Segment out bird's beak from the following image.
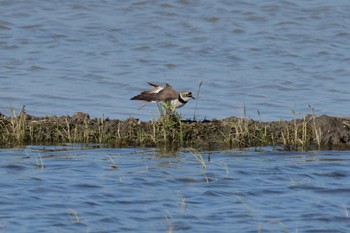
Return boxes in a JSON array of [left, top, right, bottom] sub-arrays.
[[191, 96, 195, 99]]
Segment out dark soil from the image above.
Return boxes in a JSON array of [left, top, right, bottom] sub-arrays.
[[1, 110, 350, 150]]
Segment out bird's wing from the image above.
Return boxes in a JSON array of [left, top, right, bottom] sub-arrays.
[[155, 85, 178, 101], [130, 93, 158, 102], [147, 82, 162, 89], [146, 82, 165, 94]]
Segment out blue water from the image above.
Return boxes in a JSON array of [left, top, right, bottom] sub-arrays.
[[1, 2, 350, 231], [0, 146, 349, 232], [1, 0, 350, 121]]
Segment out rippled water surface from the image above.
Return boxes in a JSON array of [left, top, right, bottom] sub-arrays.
[[1, 2, 350, 232], [1, 146, 350, 232], [1, 1, 350, 120]]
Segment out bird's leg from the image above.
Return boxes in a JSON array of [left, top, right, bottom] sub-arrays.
[[138, 102, 149, 110]]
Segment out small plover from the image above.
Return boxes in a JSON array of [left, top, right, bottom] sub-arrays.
[[130, 82, 195, 110]]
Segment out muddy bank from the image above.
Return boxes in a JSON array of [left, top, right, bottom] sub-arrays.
[[1, 110, 350, 150]]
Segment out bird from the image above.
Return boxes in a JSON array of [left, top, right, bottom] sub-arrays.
[[130, 82, 195, 111]]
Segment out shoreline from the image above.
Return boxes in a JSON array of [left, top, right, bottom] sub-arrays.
[[1, 110, 350, 150]]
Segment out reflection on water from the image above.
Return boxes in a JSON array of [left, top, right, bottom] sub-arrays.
[[0, 145, 350, 232], [1, 1, 350, 121]]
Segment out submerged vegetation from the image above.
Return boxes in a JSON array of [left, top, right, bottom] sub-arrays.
[[1, 106, 350, 150]]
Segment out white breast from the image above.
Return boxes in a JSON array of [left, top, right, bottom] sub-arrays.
[[170, 99, 186, 108]]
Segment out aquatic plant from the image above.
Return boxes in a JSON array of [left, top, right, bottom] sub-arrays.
[[67, 208, 80, 223], [219, 162, 229, 177], [233, 194, 254, 217], [136, 127, 146, 145], [106, 154, 117, 169], [97, 116, 105, 144], [278, 109, 313, 151], [7, 106, 27, 143], [64, 118, 72, 143], [154, 102, 184, 147], [163, 212, 174, 233], [233, 109, 251, 147], [83, 116, 91, 144], [0, 105, 349, 150], [35, 152, 44, 169], [177, 192, 187, 210], [192, 80, 203, 121], [308, 107, 322, 149], [188, 147, 206, 169]]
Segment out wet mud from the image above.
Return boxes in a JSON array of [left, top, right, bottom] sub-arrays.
[[1, 110, 350, 150]]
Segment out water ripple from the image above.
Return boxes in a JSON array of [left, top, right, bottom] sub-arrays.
[[0, 148, 350, 231], [1, 1, 350, 120]]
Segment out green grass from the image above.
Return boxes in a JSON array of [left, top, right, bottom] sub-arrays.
[[35, 152, 44, 169], [188, 148, 206, 169], [106, 154, 118, 169], [8, 106, 27, 143], [0, 104, 335, 150], [192, 80, 203, 121], [67, 208, 80, 223], [155, 102, 184, 146]]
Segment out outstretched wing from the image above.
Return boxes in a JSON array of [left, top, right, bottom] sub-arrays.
[[130, 93, 158, 102], [130, 82, 176, 102], [153, 84, 178, 101]]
